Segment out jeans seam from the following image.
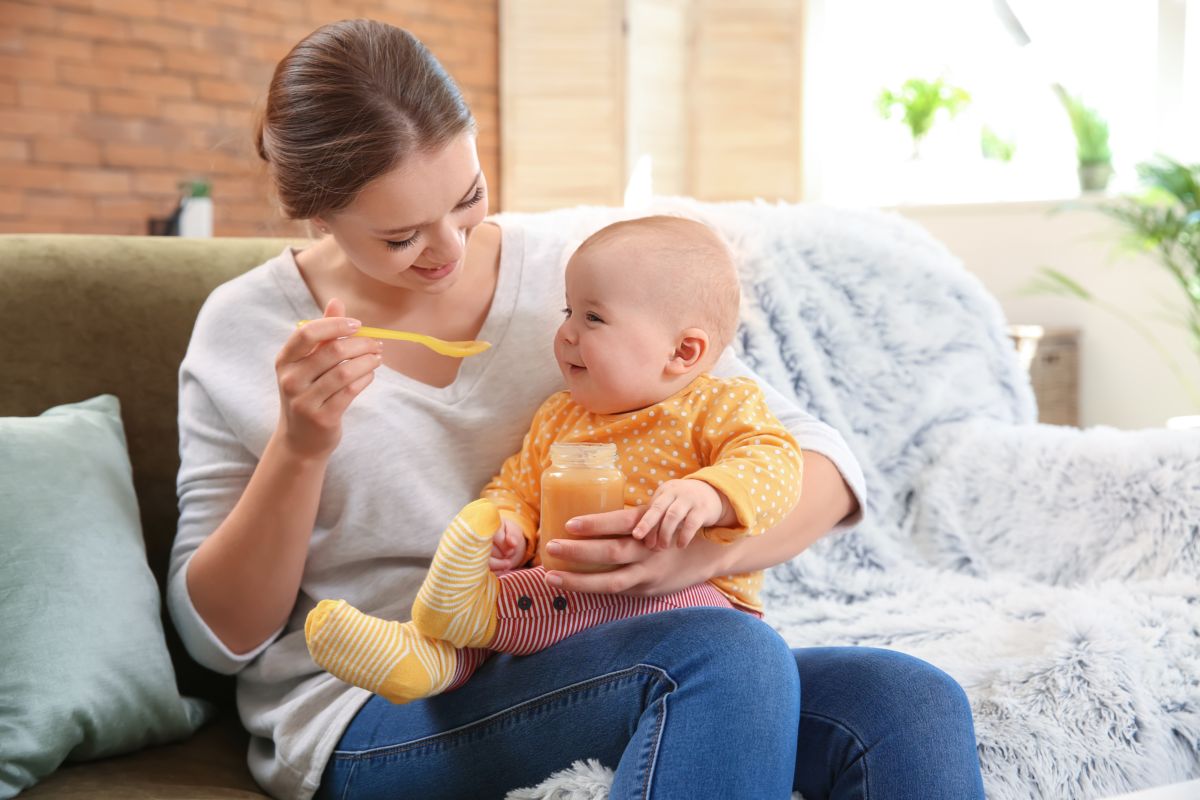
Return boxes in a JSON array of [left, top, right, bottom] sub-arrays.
[[801, 709, 870, 799], [331, 664, 669, 761], [641, 684, 670, 800], [335, 758, 359, 800]]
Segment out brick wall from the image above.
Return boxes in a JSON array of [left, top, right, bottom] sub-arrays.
[[0, 0, 499, 236]]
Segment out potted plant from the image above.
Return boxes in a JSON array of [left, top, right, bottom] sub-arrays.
[[877, 77, 970, 158], [1053, 85, 1112, 193], [1033, 155, 1200, 421]]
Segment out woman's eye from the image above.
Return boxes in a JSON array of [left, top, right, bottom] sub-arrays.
[[386, 234, 419, 251], [458, 186, 485, 209]]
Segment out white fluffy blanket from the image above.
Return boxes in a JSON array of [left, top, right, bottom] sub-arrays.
[[503, 201, 1200, 799]]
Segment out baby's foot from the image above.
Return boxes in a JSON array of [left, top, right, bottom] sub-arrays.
[[412, 498, 501, 649], [305, 599, 459, 705]]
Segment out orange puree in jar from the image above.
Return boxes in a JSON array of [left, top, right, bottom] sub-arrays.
[[539, 443, 626, 573]]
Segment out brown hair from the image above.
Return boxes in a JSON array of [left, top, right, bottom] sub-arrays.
[[255, 19, 476, 220], [574, 215, 742, 355]]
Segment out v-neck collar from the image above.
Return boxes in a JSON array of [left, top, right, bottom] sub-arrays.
[[272, 221, 524, 407]]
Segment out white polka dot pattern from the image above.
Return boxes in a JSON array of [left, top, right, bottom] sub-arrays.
[[479, 374, 804, 613]]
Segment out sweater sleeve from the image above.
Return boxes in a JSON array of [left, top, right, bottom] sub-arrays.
[[481, 392, 568, 563], [687, 381, 804, 543], [709, 348, 866, 530], [167, 350, 283, 675], [166, 280, 285, 676]]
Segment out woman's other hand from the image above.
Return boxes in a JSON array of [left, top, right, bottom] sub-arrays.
[[542, 506, 730, 595], [274, 297, 383, 459]]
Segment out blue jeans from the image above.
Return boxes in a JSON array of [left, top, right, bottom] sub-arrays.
[[315, 608, 984, 799]]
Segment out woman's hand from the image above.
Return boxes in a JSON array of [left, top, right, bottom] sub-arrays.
[[542, 506, 730, 596], [274, 298, 383, 460]]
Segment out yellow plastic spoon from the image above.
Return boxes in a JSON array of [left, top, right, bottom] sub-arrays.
[[297, 321, 491, 358]]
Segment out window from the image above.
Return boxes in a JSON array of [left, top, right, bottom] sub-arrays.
[[803, 0, 1186, 205]]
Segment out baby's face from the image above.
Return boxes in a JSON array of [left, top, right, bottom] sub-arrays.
[[555, 242, 679, 415]]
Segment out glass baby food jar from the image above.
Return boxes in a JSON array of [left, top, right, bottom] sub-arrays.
[[539, 443, 627, 573]]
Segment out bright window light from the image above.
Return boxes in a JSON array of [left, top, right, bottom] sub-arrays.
[[804, 0, 1180, 206]]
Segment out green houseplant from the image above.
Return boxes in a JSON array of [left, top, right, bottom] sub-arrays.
[[1054, 85, 1112, 193], [877, 77, 970, 158], [1034, 155, 1200, 408]]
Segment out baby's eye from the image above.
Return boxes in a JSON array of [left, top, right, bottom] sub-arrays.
[[585, 312, 603, 323], [561, 307, 572, 318]]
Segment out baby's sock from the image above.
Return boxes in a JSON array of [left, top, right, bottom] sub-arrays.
[[412, 498, 501, 649], [305, 599, 458, 705]]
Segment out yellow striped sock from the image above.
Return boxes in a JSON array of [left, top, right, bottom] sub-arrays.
[[304, 599, 459, 705], [412, 498, 501, 649]]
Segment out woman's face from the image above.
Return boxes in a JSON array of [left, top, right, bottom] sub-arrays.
[[317, 133, 489, 295]]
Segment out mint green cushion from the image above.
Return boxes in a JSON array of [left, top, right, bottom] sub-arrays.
[[0, 395, 211, 798]]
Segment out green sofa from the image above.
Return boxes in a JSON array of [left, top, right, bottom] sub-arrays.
[[1, 235, 296, 798]]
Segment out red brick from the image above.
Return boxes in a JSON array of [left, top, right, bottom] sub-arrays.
[[222, 10, 278, 36], [130, 71, 193, 99], [0, 54, 56, 83], [164, 48, 226, 77], [160, 99, 219, 125], [132, 169, 185, 195], [33, 136, 101, 164], [17, 84, 92, 113], [57, 62, 129, 90], [62, 218, 134, 233], [0, 109, 69, 137], [96, 195, 155, 220], [25, 192, 95, 219], [242, 36, 292, 64], [23, 33, 93, 62], [0, 133, 26, 157], [104, 0, 162, 18], [0, 188, 23, 216], [160, 0, 221, 27], [0, 219, 69, 233], [134, 118, 187, 146], [0, 2, 57, 32], [65, 166, 132, 194], [48, 0, 94, 10], [195, 77, 258, 105], [95, 91, 158, 117], [58, 10, 129, 40], [103, 142, 169, 168], [95, 42, 163, 70], [3, 163, 69, 190], [129, 20, 191, 48]]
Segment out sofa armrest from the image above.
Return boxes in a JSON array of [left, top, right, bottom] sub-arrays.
[[908, 422, 1200, 586]]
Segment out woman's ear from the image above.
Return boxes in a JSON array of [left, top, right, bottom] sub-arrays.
[[666, 328, 710, 375]]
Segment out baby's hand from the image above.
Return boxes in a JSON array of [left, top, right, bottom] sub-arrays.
[[631, 479, 729, 550], [489, 518, 527, 574]]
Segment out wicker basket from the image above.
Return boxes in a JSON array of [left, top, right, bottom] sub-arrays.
[[1007, 325, 1080, 426]]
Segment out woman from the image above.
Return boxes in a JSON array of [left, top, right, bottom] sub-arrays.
[[167, 18, 985, 800]]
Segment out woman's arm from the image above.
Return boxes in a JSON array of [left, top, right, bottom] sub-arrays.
[[543, 451, 857, 595], [173, 302, 382, 659]]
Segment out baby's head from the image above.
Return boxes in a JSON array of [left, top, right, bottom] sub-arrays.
[[555, 215, 740, 414]]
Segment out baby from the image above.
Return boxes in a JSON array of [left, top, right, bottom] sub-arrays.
[[305, 215, 804, 704]]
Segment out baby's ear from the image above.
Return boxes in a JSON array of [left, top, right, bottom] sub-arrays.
[[666, 328, 709, 375]]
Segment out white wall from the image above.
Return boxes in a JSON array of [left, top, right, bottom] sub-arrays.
[[894, 200, 1199, 430]]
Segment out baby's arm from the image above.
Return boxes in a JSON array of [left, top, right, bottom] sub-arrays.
[[686, 380, 804, 544]]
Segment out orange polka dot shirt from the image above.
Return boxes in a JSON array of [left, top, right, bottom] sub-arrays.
[[481, 373, 804, 612]]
